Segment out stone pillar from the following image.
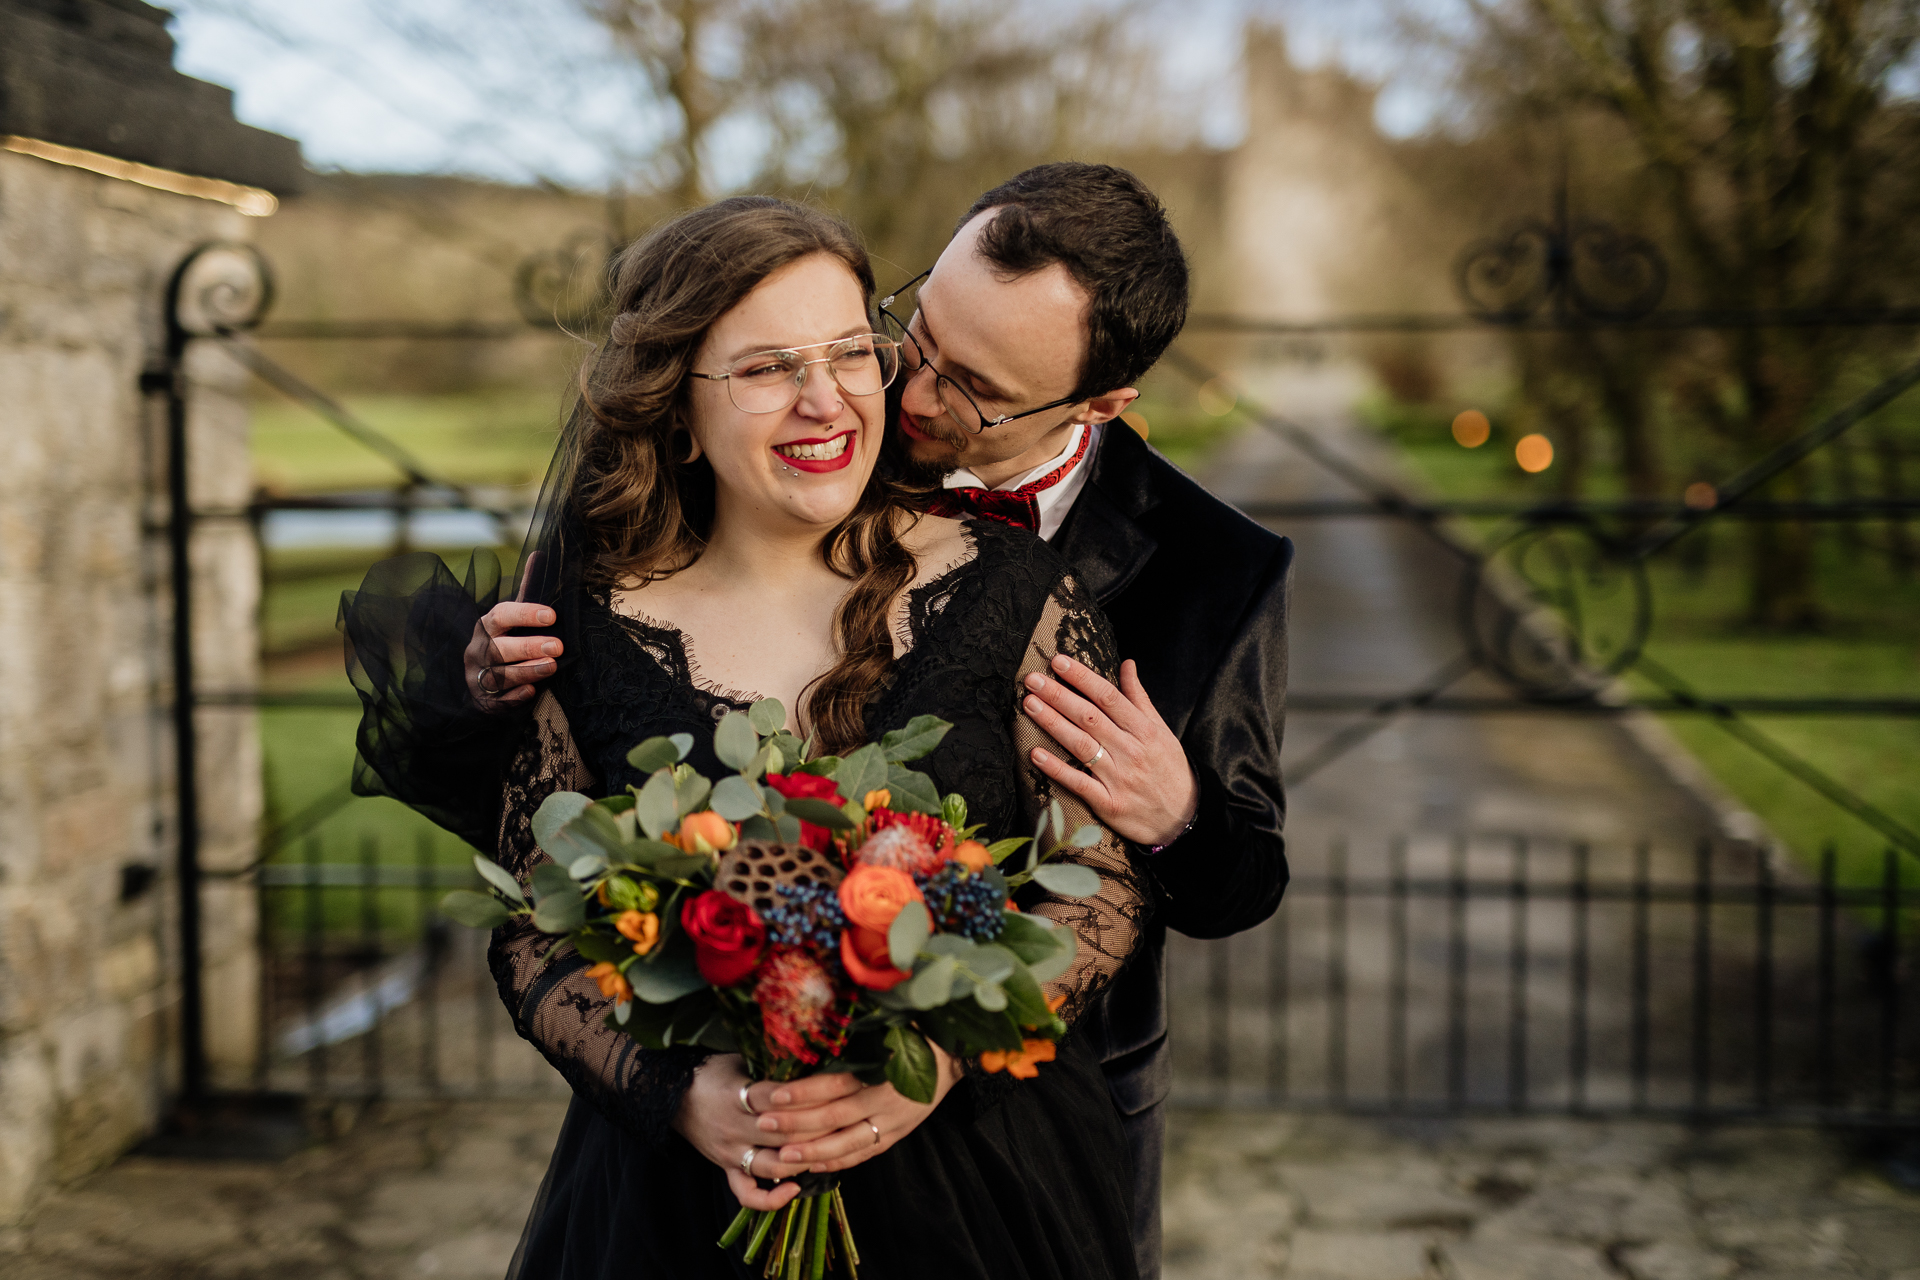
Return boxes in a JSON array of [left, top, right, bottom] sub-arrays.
[[0, 149, 262, 1227]]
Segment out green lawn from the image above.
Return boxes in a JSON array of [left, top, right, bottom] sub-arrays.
[[252, 389, 566, 494], [1363, 394, 1920, 887]]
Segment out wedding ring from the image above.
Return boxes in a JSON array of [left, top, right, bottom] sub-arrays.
[[1081, 744, 1106, 768], [477, 665, 503, 695], [866, 1120, 881, 1147], [738, 1084, 758, 1116], [740, 1146, 758, 1176]]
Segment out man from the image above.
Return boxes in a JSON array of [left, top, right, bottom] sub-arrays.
[[471, 163, 1292, 1278]]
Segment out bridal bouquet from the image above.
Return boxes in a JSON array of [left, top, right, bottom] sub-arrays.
[[441, 699, 1102, 1279]]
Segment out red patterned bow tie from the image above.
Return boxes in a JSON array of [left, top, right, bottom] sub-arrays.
[[925, 429, 1090, 532]]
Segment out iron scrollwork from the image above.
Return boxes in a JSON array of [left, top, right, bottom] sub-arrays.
[[1455, 212, 1667, 324], [514, 230, 618, 331], [167, 242, 275, 339]]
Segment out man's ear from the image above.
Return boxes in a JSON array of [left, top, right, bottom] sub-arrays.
[[1079, 387, 1140, 426]]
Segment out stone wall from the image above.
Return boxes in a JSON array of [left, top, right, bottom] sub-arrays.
[[0, 148, 261, 1227]]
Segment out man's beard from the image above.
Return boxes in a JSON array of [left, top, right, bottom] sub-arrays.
[[894, 439, 957, 489]]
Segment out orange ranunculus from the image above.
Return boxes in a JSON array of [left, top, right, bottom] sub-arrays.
[[615, 910, 660, 956], [585, 961, 632, 1004], [953, 840, 991, 873], [861, 788, 891, 813], [978, 1038, 1057, 1080], [838, 864, 923, 932], [596, 882, 612, 906], [676, 811, 737, 855], [840, 926, 910, 991]]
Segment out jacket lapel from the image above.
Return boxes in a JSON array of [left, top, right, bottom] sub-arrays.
[[1052, 424, 1160, 605]]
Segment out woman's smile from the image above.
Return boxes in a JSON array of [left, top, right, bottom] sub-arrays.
[[773, 429, 856, 472]]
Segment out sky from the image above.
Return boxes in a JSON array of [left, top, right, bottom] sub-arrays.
[[166, 0, 1455, 190]]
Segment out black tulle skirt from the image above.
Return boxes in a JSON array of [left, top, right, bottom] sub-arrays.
[[506, 1033, 1139, 1280]]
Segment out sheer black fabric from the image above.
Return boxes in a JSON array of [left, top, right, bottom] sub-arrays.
[[344, 515, 1150, 1280]]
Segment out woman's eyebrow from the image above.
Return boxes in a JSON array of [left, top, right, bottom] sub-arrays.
[[720, 325, 872, 364]]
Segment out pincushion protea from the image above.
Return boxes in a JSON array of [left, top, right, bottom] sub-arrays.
[[850, 810, 955, 878], [754, 948, 849, 1064]]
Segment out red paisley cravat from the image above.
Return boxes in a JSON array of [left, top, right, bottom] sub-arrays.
[[925, 428, 1091, 532]]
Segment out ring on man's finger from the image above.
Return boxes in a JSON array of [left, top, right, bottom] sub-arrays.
[[1080, 744, 1106, 768], [478, 665, 503, 695], [738, 1084, 758, 1116]]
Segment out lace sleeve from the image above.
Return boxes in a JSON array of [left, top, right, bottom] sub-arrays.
[[488, 692, 713, 1146], [1013, 576, 1153, 1025]]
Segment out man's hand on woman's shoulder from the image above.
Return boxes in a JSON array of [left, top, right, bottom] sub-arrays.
[[465, 602, 563, 713]]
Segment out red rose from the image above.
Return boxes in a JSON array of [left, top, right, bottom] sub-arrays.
[[680, 890, 766, 987], [765, 772, 841, 853]]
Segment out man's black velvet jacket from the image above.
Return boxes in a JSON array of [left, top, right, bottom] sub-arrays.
[[1051, 422, 1293, 1115]]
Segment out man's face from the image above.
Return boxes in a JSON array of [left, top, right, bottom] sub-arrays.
[[895, 210, 1127, 484]]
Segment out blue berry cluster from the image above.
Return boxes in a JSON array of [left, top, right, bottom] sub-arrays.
[[765, 880, 849, 951], [917, 864, 1005, 940]]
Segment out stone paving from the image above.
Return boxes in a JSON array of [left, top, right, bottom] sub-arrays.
[[3, 1099, 1915, 1279]]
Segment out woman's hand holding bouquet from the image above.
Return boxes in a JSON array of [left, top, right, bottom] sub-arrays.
[[442, 700, 1103, 1279]]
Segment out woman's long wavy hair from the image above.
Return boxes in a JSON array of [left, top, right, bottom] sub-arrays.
[[567, 196, 922, 754]]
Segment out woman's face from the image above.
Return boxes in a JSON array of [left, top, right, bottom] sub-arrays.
[[686, 252, 888, 534]]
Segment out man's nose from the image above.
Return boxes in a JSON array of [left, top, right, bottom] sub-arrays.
[[899, 363, 942, 419]]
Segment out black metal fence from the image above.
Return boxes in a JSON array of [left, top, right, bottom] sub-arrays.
[[250, 832, 1915, 1126]]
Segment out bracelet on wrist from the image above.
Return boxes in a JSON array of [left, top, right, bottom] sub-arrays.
[[1147, 813, 1196, 855]]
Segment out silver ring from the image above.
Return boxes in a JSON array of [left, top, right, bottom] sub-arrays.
[[477, 665, 503, 695], [738, 1084, 758, 1116], [866, 1120, 880, 1147], [740, 1146, 758, 1176], [1081, 744, 1105, 768]]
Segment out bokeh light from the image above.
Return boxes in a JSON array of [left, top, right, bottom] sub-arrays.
[[1451, 409, 1491, 448], [1121, 411, 1150, 439], [1684, 482, 1718, 510], [1196, 378, 1238, 417], [1515, 433, 1554, 473]]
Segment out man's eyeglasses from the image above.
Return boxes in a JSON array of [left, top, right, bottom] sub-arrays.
[[878, 269, 1082, 435], [689, 334, 901, 414]]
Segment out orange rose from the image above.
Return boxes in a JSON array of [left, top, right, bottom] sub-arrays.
[[979, 1038, 1057, 1080], [838, 864, 923, 932], [615, 910, 660, 956], [676, 811, 737, 855], [840, 926, 910, 991], [585, 961, 632, 1004], [953, 840, 991, 873]]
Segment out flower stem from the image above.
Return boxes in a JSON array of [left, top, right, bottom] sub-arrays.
[[743, 1208, 778, 1263], [718, 1205, 755, 1249], [809, 1191, 831, 1280], [768, 1202, 797, 1278], [831, 1187, 861, 1272], [785, 1195, 813, 1279]]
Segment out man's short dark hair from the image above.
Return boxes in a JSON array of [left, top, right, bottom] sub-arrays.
[[961, 162, 1189, 401]]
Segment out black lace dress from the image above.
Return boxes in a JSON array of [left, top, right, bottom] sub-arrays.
[[344, 520, 1150, 1280]]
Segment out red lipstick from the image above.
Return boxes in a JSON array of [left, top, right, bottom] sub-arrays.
[[772, 430, 856, 473]]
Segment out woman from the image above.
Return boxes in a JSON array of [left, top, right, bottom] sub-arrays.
[[342, 197, 1147, 1278]]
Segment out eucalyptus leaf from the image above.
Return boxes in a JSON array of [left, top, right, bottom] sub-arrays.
[[750, 741, 783, 778], [887, 900, 931, 971], [775, 813, 802, 847], [472, 854, 525, 903], [628, 945, 706, 1002], [920, 934, 976, 960], [794, 755, 839, 777], [598, 793, 636, 814], [573, 931, 627, 964], [1048, 799, 1066, 845], [1070, 823, 1103, 848], [669, 732, 694, 760], [748, 698, 787, 736], [766, 733, 807, 765], [1032, 862, 1102, 898], [833, 744, 887, 805], [713, 711, 757, 771], [568, 853, 607, 879], [999, 960, 1053, 1026], [652, 852, 717, 879], [633, 770, 679, 840], [883, 765, 942, 815], [998, 914, 1068, 966], [531, 862, 575, 902], [985, 836, 1029, 866], [1027, 930, 1076, 984], [759, 786, 786, 814], [672, 770, 711, 818], [439, 890, 510, 930], [782, 798, 854, 831], [968, 943, 1016, 985], [738, 814, 777, 843], [907, 955, 957, 1009], [532, 889, 585, 933], [625, 736, 682, 774], [884, 1026, 937, 1104], [878, 714, 950, 763], [710, 774, 763, 821], [531, 792, 592, 851], [971, 980, 1007, 1012], [613, 999, 632, 1026]]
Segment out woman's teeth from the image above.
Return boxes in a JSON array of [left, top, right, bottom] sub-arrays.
[[774, 435, 850, 461]]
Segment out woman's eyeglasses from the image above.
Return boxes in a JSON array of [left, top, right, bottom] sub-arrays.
[[878, 269, 1082, 435], [689, 334, 901, 414]]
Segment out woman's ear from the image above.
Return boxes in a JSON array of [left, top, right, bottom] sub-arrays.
[[674, 424, 704, 465]]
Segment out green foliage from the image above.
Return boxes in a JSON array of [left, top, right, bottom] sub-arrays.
[[439, 889, 510, 929], [883, 1026, 937, 1103]]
